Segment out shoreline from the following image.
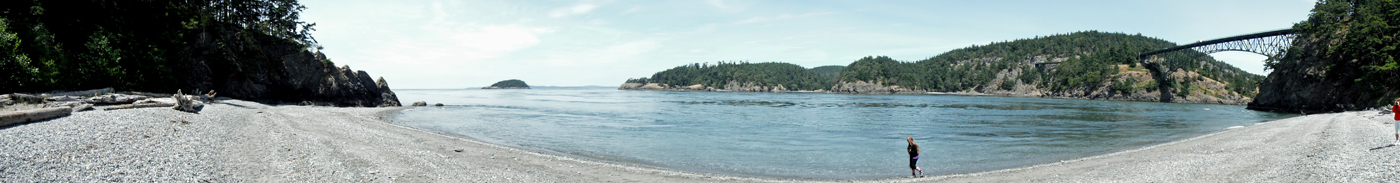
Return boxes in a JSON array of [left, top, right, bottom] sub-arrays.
[[3, 99, 1397, 181], [618, 88, 1252, 106]]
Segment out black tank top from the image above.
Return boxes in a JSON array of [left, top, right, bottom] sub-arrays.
[[907, 144, 919, 157]]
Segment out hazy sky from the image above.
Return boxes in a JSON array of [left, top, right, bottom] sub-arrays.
[[300, 0, 1316, 89]]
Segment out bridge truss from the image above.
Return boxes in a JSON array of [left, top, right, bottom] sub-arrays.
[[1138, 29, 1298, 60]]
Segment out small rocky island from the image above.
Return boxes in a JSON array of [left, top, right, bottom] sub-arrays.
[[481, 79, 531, 89]]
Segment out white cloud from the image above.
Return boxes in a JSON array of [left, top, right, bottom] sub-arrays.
[[707, 0, 732, 9], [536, 39, 662, 66], [730, 12, 834, 25], [705, 0, 739, 9], [622, 6, 642, 14], [551, 3, 600, 17]]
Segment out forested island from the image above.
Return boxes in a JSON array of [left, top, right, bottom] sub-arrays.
[[623, 31, 1263, 105], [482, 79, 531, 89], [621, 62, 841, 92]]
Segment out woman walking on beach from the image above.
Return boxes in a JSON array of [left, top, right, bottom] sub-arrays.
[[1392, 98, 1399, 145], [907, 136, 924, 176]]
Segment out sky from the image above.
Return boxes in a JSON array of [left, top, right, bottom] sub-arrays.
[[299, 0, 1317, 89]]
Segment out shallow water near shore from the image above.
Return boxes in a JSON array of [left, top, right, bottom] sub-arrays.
[[390, 88, 1291, 179]]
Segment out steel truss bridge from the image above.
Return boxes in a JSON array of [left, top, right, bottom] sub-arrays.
[[1034, 29, 1298, 73], [1131, 29, 1297, 102], [1138, 29, 1298, 60]]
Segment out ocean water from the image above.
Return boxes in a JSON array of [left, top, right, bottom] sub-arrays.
[[389, 87, 1291, 179]]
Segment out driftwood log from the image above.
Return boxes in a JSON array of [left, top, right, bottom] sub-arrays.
[[41, 88, 114, 97], [172, 90, 204, 113], [103, 103, 176, 110], [0, 107, 72, 127], [83, 94, 150, 105], [6, 94, 46, 104], [101, 90, 204, 113], [103, 98, 177, 111]]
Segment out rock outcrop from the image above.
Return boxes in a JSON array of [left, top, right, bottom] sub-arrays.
[[829, 81, 924, 94], [179, 30, 401, 107], [1247, 36, 1386, 113]]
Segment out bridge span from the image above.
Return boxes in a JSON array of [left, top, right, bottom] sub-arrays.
[[1138, 29, 1298, 60]]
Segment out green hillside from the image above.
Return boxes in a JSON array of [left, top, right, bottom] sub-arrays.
[[840, 31, 1263, 97], [809, 65, 845, 83], [624, 31, 1266, 102]]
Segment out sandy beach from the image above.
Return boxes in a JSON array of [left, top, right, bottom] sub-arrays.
[[3, 99, 1398, 182]]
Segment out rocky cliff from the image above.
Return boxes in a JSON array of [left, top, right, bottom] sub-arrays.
[[1244, 0, 1400, 113], [1246, 37, 1379, 112], [179, 30, 400, 107]]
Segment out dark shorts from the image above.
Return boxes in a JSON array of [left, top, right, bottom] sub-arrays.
[[909, 155, 918, 169]]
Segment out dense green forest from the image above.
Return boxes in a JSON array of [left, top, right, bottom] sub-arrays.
[[838, 31, 1264, 96], [624, 62, 834, 91], [1279, 0, 1400, 104], [809, 65, 844, 83], [489, 79, 530, 88], [625, 31, 1265, 97], [0, 0, 318, 93]]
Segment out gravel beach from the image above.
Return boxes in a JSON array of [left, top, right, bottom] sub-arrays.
[[2, 99, 1398, 182]]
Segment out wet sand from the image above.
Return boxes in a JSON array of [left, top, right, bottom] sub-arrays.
[[3, 99, 1397, 182]]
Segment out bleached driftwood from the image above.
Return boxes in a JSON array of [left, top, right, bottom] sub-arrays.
[[0, 107, 72, 127], [40, 88, 114, 97], [104, 103, 175, 111], [83, 94, 150, 104], [45, 95, 81, 102], [7, 94, 45, 104], [172, 90, 204, 113], [103, 98, 177, 111], [116, 91, 172, 98]]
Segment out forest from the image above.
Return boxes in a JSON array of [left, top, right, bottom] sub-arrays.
[[628, 31, 1265, 97], [0, 0, 318, 93], [625, 62, 835, 91], [1279, 0, 1400, 105], [838, 31, 1263, 97]]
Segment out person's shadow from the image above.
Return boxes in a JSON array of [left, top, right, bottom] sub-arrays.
[[1369, 144, 1394, 151]]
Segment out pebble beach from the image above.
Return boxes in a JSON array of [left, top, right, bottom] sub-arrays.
[[2, 99, 1398, 182]]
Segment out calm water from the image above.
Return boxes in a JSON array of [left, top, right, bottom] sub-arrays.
[[390, 87, 1291, 179]]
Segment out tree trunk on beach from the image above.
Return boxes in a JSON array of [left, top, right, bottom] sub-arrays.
[[0, 107, 72, 127]]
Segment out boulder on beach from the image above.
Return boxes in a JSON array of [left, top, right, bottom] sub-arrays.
[[412, 101, 428, 106], [481, 79, 531, 89]]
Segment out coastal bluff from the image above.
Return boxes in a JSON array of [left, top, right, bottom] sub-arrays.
[[184, 33, 401, 107]]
